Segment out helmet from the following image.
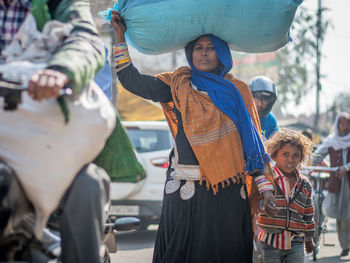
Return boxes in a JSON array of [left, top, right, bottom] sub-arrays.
[[248, 76, 277, 118]]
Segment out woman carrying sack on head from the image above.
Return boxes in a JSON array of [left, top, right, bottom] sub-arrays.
[[111, 11, 278, 263]]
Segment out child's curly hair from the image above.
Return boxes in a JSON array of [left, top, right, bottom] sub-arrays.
[[264, 128, 313, 168]]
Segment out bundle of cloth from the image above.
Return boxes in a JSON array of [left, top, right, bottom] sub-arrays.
[[112, 0, 303, 54]]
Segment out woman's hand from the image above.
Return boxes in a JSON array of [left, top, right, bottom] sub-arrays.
[[261, 190, 279, 216], [305, 239, 316, 254], [111, 11, 126, 43]]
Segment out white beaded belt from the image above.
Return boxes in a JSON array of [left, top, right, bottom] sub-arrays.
[[165, 145, 201, 200], [165, 160, 201, 200], [165, 145, 247, 200]]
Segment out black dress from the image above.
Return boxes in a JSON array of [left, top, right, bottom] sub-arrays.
[[118, 64, 253, 263]]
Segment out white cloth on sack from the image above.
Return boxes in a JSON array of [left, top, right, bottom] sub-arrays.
[[0, 14, 116, 239], [0, 13, 73, 81]]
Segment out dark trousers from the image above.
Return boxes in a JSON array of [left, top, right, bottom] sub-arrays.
[[58, 163, 110, 263], [0, 161, 110, 263]]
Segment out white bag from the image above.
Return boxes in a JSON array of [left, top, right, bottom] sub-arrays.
[[0, 84, 115, 239], [0, 14, 116, 239]]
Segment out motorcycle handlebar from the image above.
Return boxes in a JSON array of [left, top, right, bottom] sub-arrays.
[[105, 217, 141, 232], [0, 80, 72, 110]]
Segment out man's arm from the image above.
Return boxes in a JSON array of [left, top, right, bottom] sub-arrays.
[[344, 161, 350, 172], [343, 149, 350, 171], [312, 145, 329, 165], [47, 0, 105, 93]]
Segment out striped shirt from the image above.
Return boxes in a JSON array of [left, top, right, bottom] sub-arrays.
[[257, 166, 315, 250], [0, 0, 31, 57]]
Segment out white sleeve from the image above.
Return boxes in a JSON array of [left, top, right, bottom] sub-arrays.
[[312, 145, 329, 165]]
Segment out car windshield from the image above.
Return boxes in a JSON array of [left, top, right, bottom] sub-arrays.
[[126, 129, 172, 153]]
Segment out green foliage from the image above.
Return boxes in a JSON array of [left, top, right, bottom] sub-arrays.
[[276, 6, 330, 107]]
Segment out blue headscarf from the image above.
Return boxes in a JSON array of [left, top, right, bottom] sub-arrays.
[[185, 34, 270, 173]]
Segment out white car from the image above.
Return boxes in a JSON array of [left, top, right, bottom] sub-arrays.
[[109, 121, 173, 229]]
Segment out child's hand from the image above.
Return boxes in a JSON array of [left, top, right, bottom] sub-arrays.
[[261, 190, 279, 216], [305, 239, 316, 254]]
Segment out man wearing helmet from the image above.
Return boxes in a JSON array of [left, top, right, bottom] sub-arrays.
[[248, 76, 279, 140]]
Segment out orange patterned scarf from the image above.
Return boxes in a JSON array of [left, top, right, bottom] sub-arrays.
[[157, 67, 273, 212]]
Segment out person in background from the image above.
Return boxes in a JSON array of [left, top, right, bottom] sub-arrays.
[[257, 129, 316, 263], [111, 11, 277, 263], [302, 128, 313, 142], [94, 45, 113, 100], [248, 76, 279, 140], [313, 112, 350, 257]]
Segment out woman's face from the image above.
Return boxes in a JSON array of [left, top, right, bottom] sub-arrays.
[[273, 143, 302, 176], [192, 36, 219, 73], [338, 117, 350, 136]]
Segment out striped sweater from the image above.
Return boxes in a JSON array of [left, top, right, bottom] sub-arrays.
[[257, 166, 315, 249]]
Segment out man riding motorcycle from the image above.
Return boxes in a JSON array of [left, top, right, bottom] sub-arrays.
[[248, 76, 279, 140], [0, 0, 110, 262]]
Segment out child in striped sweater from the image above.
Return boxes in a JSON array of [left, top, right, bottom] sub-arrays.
[[257, 129, 316, 263]]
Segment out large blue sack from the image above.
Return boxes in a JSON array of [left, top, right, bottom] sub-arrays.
[[117, 0, 303, 54]]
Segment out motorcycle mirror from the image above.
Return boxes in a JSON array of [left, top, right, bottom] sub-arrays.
[[114, 217, 140, 232]]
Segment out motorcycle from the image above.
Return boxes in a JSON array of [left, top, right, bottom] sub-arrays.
[[0, 78, 141, 262]]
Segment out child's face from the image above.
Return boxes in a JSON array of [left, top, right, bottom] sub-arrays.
[[273, 143, 302, 175]]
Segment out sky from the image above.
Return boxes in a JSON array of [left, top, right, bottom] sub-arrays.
[[289, 0, 350, 116]]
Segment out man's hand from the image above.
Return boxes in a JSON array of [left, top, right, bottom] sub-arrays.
[[261, 190, 279, 216], [305, 239, 316, 254], [336, 166, 347, 179], [28, 69, 70, 101]]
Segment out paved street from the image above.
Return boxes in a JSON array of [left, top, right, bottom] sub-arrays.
[[110, 226, 157, 263], [111, 219, 350, 263], [305, 218, 350, 263]]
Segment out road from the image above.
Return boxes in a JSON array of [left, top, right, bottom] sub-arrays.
[[305, 218, 350, 263], [111, 219, 350, 263], [110, 225, 157, 263]]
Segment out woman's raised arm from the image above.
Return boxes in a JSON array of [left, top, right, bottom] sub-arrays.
[[111, 11, 172, 103]]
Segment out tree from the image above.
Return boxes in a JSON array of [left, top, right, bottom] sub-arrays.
[[276, 6, 330, 108], [334, 92, 350, 113]]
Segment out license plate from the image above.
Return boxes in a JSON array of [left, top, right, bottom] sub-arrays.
[[110, 205, 139, 216]]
